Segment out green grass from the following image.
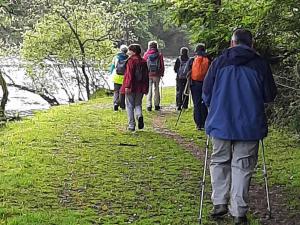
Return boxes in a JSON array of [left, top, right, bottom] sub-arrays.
[[0, 87, 299, 224], [0, 95, 204, 224]]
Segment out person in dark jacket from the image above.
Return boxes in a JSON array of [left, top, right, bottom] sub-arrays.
[[183, 44, 211, 130], [174, 47, 190, 110], [121, 44, 149, 131], [202, 28, 277, 225]]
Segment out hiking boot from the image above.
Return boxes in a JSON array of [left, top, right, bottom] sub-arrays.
[[233, 216, 248, 225], [128, 127, 135, 132], [138, 116, 144, 129], [154, 106, 161, 111], [197, 126, 203, 131], [147, 106, 152, 112], [210, 204, 228, 218], [177, 106, 182, 111], [114, 105, 118, 111]]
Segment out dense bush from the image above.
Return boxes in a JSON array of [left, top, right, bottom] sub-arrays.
[[156, 0, 300, 134]]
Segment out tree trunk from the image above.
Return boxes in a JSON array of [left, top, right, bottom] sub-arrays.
[[71, 59, 85, 101], [60, 13, 91, 100], [81, 61, 90, 99], [0, 70, 8, 121]]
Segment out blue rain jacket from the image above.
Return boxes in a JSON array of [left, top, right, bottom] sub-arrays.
[[203, 45, 277, 141]]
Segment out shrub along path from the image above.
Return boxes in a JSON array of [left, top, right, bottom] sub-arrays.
[[153, 100, 300, 225]]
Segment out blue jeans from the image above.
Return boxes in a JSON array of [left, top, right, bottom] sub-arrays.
[[190, 80, 208, 129]]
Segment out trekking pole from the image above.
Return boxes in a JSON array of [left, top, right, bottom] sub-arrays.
[[261, 139, 272, 219], [175, 94, 188, 127], [175, 77, 190, 127], [198, 135, 210, 224], [189, 90, 192, 107], [161, 77, 164, 105]]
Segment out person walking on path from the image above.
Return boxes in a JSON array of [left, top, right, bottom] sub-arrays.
[[110, 45, 128, 111], [120, 44, 149, 131], [202, 28, 277, 225], [174, 47, 190, 111], [143, 41, 165, 111], [183, 43, 211, 130]]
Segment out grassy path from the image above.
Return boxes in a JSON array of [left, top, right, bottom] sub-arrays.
[[0, 88, 299, 225]]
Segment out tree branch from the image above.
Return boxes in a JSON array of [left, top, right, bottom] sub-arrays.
[[3, 71, 59, 106], [59, 12, 91, 99], [82, 35, 110, 46], [0, 5, 17, 16]]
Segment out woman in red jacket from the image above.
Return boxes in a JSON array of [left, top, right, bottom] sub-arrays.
[[120, 44, 149, 131]]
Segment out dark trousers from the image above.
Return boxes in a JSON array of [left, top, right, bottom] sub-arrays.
[[190, 80, 208, 129], [114, 83, 125, 109], [176, 78, 189, 109]]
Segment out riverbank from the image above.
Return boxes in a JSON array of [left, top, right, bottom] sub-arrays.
[[1, 57, 177, 118]]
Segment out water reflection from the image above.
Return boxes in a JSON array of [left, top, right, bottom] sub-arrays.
[[1, 57, 176, 117]]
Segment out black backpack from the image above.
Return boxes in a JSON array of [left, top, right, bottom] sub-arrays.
[[116, 58, 127, 75], [135, 60, 148, 82]]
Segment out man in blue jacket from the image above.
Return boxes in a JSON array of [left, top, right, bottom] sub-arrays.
[[203, 28, 277, 225]]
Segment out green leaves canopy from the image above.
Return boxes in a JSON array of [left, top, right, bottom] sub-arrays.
[[21, 8, 114, 64], [155, 0, 285, 55]]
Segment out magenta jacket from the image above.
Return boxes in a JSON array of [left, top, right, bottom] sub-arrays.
[[143, 48, 165, 77]]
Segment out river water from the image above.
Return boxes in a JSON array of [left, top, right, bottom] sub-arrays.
[[1, 57, 177, 117]]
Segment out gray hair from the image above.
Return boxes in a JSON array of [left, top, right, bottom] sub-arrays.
[[148, 41, 158, 49], [120, 44, 128, 53], [180, 47, 189, 55]]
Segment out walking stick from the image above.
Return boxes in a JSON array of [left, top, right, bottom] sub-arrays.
[[161, 77, 164, 105], [175, 76, 190, 127], [261, 139, 272, 219], [198, 135, 210, 224]]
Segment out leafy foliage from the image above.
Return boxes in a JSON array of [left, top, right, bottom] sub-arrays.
[[155, 0, 272, 54], [156, 0, 300, 133], [21, 8, 114, 63]]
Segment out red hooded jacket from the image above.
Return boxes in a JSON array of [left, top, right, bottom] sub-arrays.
[[143, 48, 165, 77], [120, 55, 149, 94]]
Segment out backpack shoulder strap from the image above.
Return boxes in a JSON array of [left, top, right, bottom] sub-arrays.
[[178, 56, 182, 64]]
